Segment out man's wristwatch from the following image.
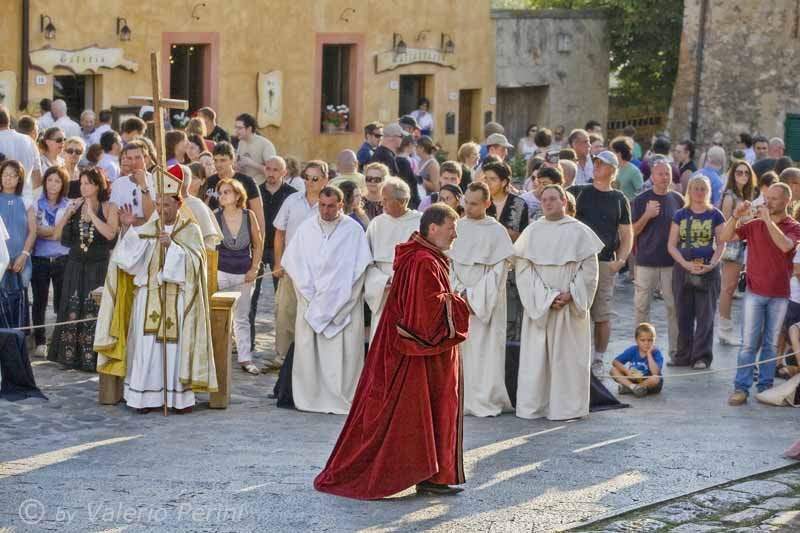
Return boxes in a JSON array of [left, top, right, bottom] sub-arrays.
[[140, 187, 150, 195]]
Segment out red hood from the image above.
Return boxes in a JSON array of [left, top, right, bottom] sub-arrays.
[[393, 231, 449, 271]]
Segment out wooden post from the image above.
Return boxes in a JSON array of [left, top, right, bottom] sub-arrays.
[[209, 291, 238, 409], [93, 288, 123, 405]]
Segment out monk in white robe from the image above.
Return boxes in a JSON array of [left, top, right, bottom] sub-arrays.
[[449, 183, 514, 417], [96, 167, 217, 413], [364, 178, 420, 342], [281, 186, 372, 414], [514, 185, 603, 421]]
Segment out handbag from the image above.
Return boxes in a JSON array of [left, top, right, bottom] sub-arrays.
[[0, 272, 30, 331]]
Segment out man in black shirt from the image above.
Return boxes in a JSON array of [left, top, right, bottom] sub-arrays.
[[249, 155, 297, 351], [206, 141, 265, 244], [568, 150, 633, 374], [370, 122, 421, 209], [198, 106, 231, 144]]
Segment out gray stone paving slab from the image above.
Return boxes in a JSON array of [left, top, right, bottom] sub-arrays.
[[2, 279, 800, 532], [720, 507, 773, 524], [769, 471, 800, 488], [668, 523, 725, 533], [764, 509, 800, 527], [646, 500, 715, 524], [725, 480, 793, 499], [601, 518, 668, 532], [691, 488, 761, 511], [753, 496, 800, 511]]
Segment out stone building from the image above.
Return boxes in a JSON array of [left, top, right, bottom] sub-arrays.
[[0, 0, 498, 162], [492, 9, 609, 147], [669, 0, 800, 159]]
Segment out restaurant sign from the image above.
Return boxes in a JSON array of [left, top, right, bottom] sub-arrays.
[[29, 45, 138, 75], [375, 48, 456, 73]]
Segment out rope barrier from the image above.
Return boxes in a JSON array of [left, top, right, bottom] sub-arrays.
[[14, 267, 282, 331], [595, 352, 795, 380]]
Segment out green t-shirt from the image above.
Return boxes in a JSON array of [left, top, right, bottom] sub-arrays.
[[615, 163, 644, 200]]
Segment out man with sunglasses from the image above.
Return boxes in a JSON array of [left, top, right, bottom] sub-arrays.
[[268, 161, 328, 370], [357, 122, 383, 171], [0, 106, 41, 203], [370, 122, 421, 209]]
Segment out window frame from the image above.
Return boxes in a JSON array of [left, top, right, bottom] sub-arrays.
[[314, 33, 364, 135]]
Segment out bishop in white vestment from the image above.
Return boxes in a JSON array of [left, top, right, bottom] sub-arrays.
[[364, 178, 420, 342], [281, 186, 372, 414], [449, 183, 514, 416], [514, 186, 602, 421]]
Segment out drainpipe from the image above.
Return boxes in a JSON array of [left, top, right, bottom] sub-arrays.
[[689, 0, 709, 142], [20, 0, 30, 111]]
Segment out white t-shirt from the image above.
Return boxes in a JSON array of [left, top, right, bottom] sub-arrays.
[[88, 124, 112, 146], [97, 153, 120, 182], [236, 134, 276, 186], [284, 176, 305, 193], [273, 193, 318, 245], [53, 116, 81, 139], [0, 129, 41, 203], [791, 249, 800, 304], [109, 174, 155, 219]]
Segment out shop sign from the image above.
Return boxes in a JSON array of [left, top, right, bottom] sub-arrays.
[[375, 48, 455, 73], [29, 45, 138, 75]]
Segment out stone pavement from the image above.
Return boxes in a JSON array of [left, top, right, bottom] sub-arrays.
[[1, 277, 799, 532], [573, 467, 800, 532]]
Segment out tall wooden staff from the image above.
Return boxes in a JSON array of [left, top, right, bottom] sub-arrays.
[[129, 52, 188, 416]]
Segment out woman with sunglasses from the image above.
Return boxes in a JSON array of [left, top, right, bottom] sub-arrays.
[[38, 127, 65, 173], [63, 137, 87, 199], [362, 162, 388, 220], [48, 167, 118, 371], [717, 160, 756, 346]]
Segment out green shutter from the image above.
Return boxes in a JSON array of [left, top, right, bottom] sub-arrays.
[[785, 114, 800, 161]]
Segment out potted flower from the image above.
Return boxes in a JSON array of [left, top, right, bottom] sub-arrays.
[[322, 104, 350, 133]]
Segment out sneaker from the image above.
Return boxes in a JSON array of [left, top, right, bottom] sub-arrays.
[[632, 385, 648, 398], [692, 361, 708, 370], [718, 330, 741, 346], [728, 390, 748, 406], [618, 384, 633, 395], [34, 344, 47, 358]]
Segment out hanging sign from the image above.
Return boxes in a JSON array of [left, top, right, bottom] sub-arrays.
[[29, 45, 138, 75]]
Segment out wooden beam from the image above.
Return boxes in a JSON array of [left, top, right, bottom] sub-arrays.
[[128, 96, 189, 110]]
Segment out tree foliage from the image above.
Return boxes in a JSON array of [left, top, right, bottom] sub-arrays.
[[492, 0, 684, 110]]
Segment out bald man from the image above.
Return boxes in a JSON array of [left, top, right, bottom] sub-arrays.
[[251, 155, 298, 352], [330, 149, 366, 193], [51, 99, 81, 138]]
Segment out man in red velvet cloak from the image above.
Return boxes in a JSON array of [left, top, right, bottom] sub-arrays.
[[314, 204, 471, 499]]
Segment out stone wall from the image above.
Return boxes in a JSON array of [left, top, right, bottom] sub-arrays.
[[669, 0, 800, 150], [493, 9, 609, 145]]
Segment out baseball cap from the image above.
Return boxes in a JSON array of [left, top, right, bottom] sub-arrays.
[[591, 150, 619, 168], [485, 133, 513, 148], [383, 123, 406, 137], [399, 115, 420, 130]]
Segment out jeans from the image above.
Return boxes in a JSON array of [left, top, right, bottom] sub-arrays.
[[30, 255, 67, 346], [733, 290, 789, 394], [249, 249, 276, 350]]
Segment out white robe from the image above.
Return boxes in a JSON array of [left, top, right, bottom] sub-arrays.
[[115, 225, 195, 410], [513, 216, 603, 421], [449, 216, 515, 417], [282, 214, 372, 414], [364, 210, 421, 341]]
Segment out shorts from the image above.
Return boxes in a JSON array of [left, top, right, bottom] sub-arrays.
[[590, 261, 616, 322], [783, 300, 800, 332]]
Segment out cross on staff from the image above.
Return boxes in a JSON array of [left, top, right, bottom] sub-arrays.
[[128, 51, 189, 416]]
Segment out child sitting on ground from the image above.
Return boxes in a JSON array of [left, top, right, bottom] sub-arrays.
[[611, 322, 664, 398]]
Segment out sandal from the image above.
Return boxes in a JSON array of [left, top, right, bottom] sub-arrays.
[[777, 366, 792, 380], [241, 363, 260, 375]]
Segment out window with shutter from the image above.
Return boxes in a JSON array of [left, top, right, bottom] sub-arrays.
[[785, 114, 800, 161]]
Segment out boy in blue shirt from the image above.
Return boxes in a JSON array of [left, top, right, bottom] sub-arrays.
[[611, 323, 664, 398]]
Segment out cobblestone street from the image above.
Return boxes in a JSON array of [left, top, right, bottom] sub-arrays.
[[1, 278, 799, 532]]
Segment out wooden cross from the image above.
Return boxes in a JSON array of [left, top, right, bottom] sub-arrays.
[[127, 51, 188, 416], [128, 51, 189, 172]]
